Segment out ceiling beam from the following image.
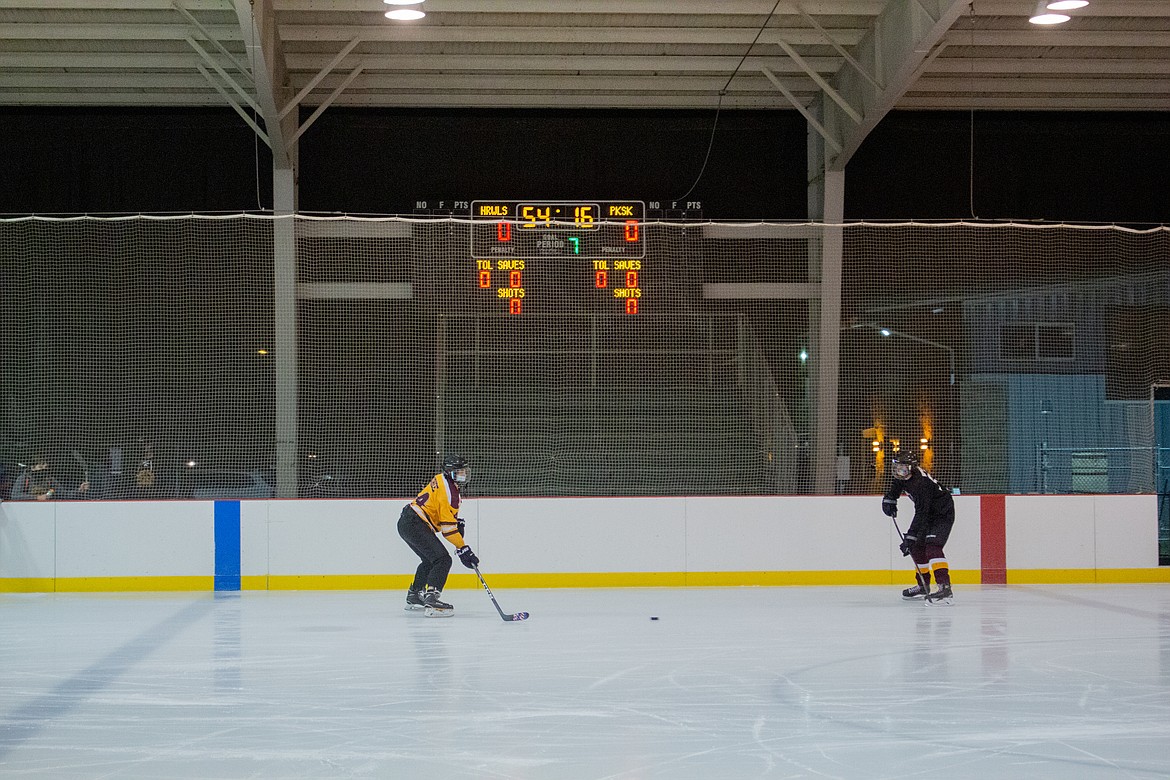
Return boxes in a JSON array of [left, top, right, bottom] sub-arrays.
[[824, 0, 969, 170], [232, 0, 296, 171]]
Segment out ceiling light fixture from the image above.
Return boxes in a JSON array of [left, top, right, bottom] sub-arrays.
[[385, 8, 425, 20], [1046, 1, 1088, 9], [1029, 1, 1070, 24], [384, 0, 424, 4]]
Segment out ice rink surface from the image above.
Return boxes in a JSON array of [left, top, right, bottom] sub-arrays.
[[2, 584, 1169, 779]]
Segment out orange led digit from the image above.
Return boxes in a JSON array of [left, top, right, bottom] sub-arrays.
[[595, 271, 608, 288], [478, 270, 491, 288]]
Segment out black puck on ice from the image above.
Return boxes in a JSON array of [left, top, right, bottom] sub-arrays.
[[650, 616, 659, 620]]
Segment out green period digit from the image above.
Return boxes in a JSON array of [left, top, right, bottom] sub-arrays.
[[568, 236, 580, 254]]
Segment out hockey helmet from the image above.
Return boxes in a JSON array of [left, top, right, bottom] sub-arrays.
[[890, 451, 918, 480], [442, 453, 470, 485]]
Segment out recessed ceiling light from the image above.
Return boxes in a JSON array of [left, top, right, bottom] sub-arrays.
[[1046, 1, 1088, 9], [385, 8, 425, 20], [384, 0, 424, 4], [1030, 0, 1070, 23], [1029, 11, 1070, 24]]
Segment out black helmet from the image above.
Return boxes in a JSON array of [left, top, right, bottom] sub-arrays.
[[441, 454, 470, 485], [890, 451, 918, 480]]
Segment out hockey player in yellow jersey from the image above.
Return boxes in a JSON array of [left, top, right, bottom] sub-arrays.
[[397, 454, 479, 616]]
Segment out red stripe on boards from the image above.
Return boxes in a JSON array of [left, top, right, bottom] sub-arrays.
[[980, 494, 1007, 585]]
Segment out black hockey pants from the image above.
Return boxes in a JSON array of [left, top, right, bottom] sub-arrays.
[[397, 504, 452, 593]]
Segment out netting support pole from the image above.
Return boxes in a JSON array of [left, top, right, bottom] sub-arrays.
[[273, 170, 298, 497], [812, 169, 845, 494]]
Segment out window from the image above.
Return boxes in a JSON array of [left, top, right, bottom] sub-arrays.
[[1000, 323, 1075, 362]]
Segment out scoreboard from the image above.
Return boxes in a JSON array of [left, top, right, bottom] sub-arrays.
[[470, 200, 646, 315]]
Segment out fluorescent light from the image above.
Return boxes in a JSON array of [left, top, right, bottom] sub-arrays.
[[1046, 1, 1088, 9], [384, 0, 424, 4], [385, 8, 425, 19]]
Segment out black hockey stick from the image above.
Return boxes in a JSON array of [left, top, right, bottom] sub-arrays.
[[474, 566, 529, 622], [890, 514, 929, 594]]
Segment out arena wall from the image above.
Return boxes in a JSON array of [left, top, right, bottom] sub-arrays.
[[0, 495, 1164, 592]]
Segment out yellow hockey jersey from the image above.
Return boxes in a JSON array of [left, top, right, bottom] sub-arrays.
[[410, 473, 467, 548]]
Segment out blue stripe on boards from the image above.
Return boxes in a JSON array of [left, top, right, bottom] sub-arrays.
[[214, 500, 242, 591]]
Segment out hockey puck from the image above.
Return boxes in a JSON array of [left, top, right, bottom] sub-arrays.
[[650, 616, 659, 620]]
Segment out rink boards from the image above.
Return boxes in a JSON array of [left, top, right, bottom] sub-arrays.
[[0, 494, 1166, 591]]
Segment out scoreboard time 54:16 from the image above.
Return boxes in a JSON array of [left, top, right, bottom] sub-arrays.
[[470, 200, 646, 315]]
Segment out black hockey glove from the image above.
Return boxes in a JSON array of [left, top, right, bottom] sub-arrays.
[[882, 498, 898, 518], [456, 545, 479, 569], [899, 536, 916, 557]]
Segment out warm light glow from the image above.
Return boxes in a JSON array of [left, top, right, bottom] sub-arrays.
[[920, 438, 929, 444], [1046, 0, 1088, 9], [257, 349, 268, 355], [385, 8, 425, 19]]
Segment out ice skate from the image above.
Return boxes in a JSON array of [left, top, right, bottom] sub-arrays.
[[423, 588, 454, 617], [925, 584, 953, 605], [901, 584, 927, 600], [404, 589, 425, 611]]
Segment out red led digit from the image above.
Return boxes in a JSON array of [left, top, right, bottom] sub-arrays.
[[478, 270, 491, 288], [595, 271, 608, 288], [624, 220, 639, 242], [625, 298, 638, 315], [625, 271, 638, 288], [509, 270, 522, 288], [497, 221, 511, 242], [509, 298, 522, 315]]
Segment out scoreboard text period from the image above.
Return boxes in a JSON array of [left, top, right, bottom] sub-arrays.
[[470, 200, 646, 315]]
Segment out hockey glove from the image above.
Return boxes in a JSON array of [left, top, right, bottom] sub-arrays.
[[456, 545, 479, 569], [899, 536, 916, 557], [882, 498, 898, 518]]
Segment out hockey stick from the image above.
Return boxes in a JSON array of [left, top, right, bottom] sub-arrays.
[[473, 566, 529, 622], [890, 514, 929, 594]]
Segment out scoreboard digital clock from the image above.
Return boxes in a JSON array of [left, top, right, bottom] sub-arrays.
[[471, 200, 645, 259], [470, 200, 648, 316]]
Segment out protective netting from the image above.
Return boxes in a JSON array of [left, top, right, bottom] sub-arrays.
[[1, 214, 1167, 503]]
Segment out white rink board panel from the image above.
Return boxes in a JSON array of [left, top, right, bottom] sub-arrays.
[[1093, 494, 1159, 568], [476, 496, 688, 573], [685, 496, 883, 571], [0, 502, 57, 579], [55, 501, 212, 577], [239, 499, 270, 577], [264, 499, 416, 575], [1006, 496, 1096, 570]]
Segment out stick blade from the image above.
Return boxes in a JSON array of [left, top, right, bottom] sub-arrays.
[[507, 612, 530, 622]]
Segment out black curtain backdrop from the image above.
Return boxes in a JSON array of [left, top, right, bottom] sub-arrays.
[[1, 106, 1167, 223]]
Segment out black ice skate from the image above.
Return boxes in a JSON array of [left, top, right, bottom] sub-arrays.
[[423, 588, 454, 617], [901, 584, 927, 600], [404, 589, 425, 611], [925, 584, 953, 605]]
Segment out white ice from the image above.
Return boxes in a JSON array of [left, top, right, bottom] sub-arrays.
[[2, 584, 1169, 779]]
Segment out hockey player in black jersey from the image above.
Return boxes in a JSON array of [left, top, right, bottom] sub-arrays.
[[882, 452, 955, 604]]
